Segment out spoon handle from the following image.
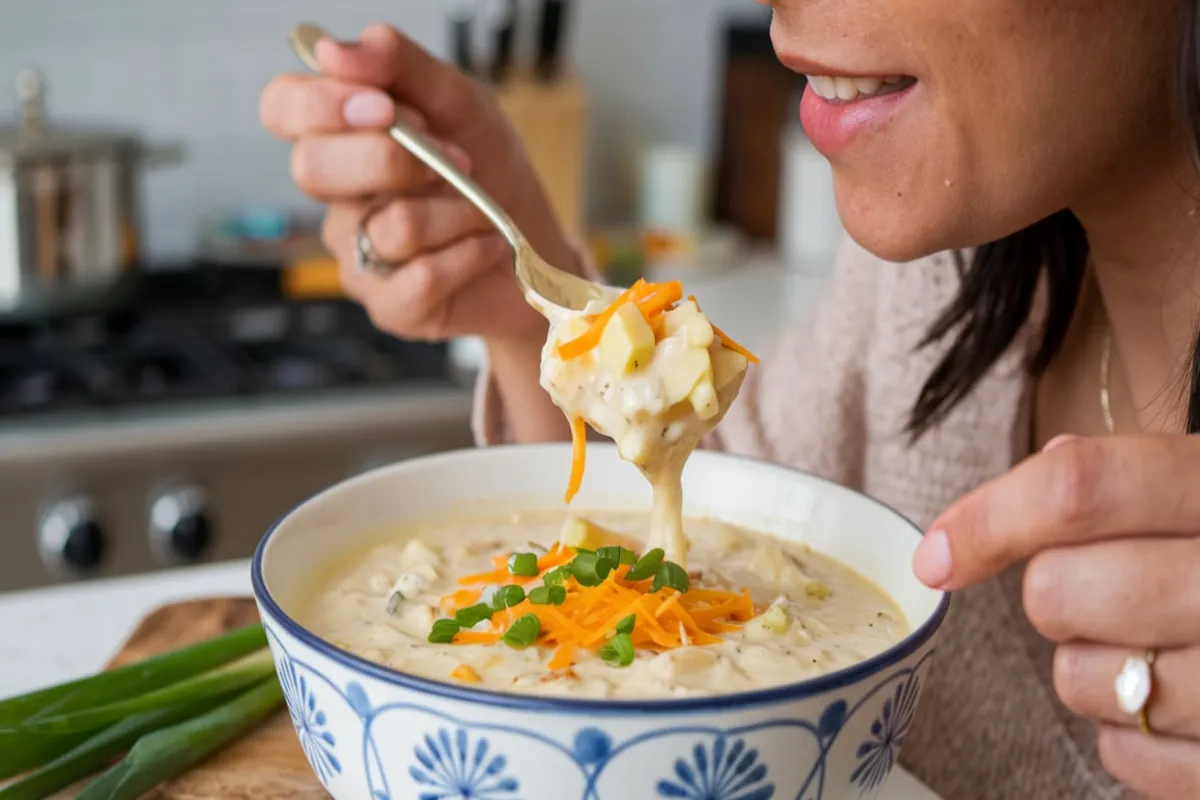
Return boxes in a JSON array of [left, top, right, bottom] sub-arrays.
[[287, 23, 524, 250]]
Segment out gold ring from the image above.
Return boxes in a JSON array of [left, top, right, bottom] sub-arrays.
[[1114, 649, 1157, 736]]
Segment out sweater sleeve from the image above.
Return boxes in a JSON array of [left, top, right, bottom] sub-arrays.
[[472, 237, 880, 489]]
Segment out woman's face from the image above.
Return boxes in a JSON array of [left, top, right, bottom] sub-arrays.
[[771, 0, 1179, 262]]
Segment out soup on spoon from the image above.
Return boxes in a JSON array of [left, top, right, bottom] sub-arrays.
[[538, 279, 754, 569]]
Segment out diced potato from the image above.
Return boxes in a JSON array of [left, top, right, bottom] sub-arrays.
[[662, 301, 714, 347], [559, 517, 641, 551], [712, 348, 749, 390], [760, 604, 791, 632], [661, 347, 712, 405], [399, 539, 440, 571], [556, 316, 591, 345], [690, 377, 719, 420], [742, 604, 790, 641], [598, 303, 656, 375], [618, 428, 651, 465], [805, 581, 832, 601]]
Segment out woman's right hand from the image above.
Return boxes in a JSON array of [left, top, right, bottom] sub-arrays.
[[259, 23, 579, 344]]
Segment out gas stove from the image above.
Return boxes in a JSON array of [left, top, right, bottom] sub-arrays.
[[0, 267, 475, 591]]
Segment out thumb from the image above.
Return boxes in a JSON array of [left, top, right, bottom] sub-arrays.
[[315, 24, 479, 135]]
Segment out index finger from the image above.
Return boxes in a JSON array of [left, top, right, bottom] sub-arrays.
[[915, 435, 1200, 590], [259, 75, 399, 139]]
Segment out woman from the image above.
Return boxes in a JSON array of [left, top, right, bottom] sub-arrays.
[[259, 1, 1200, 796]]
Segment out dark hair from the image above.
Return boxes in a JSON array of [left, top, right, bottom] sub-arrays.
[[908, 0, 1200, 437]]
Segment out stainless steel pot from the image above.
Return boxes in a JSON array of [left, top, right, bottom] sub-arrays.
[[0, 69, 181, 313]]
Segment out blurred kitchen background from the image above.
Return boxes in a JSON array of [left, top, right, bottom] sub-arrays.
[[0, 0, 844, 592]]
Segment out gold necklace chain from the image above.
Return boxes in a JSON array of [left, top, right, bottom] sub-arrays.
[[1099, 327, 1115, 435]]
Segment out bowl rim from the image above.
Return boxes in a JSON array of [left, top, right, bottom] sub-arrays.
[[252, 443, 950, 715]]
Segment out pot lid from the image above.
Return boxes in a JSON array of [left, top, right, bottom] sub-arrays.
[[0, 69, 143, 165]]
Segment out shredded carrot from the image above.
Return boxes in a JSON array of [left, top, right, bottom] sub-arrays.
[[441, 589, 482, 613], [453, 631, 503, 645], [555, 280, 650, 360], [438, 536, 756, 671], [565, 416, 587, 504], [450, 664, 482, 684], [633, 280, 684, 319]]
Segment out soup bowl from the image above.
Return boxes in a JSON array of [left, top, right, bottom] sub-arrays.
[[252, 443, 949, 800]]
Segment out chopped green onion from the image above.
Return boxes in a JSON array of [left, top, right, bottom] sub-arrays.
[[528, 585, 567, 605], [597, 546, 638, 565], [428, 619, 461, 644], [75, 678, 283, 800], [507, 552, 539, 577], [491, 585, 526, 610], [454, 603, 495, 628], [385, 592, 404, 615], [651, 561, 690, 594], [599, 633, 635, 667], [541, 567, 569, 587], [615, 614, 636, 635], [569, 552, 615, 587], [626, 548, 664, 581], [502, 614, 541, 649], [11, 650, 277, 736]]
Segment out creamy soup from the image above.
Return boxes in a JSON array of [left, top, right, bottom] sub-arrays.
[[539, 281, 751, 568], [304, 511, 907, 699]]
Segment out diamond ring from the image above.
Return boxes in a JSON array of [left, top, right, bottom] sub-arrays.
[[1114, 649, 1157, 735]]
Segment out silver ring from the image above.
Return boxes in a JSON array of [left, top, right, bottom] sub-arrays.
[[354, 212, 402, 276], [1114, 649, 1157, 735]]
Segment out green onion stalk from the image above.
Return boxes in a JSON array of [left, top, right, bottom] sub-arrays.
[[0, 624, 285, 800]]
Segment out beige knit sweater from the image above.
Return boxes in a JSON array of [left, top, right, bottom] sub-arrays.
[[473, 238, 1125, 799]]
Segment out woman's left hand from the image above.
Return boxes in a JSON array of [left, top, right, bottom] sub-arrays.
[[914, 434, 1200, 799]]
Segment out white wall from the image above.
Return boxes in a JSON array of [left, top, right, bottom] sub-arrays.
[[0, 0, 768, 259]]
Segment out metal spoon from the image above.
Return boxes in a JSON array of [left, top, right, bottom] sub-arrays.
[[288, 23, 617, 316]]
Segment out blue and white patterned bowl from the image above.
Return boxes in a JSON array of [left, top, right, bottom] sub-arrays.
[[252, 443, 948, 800]]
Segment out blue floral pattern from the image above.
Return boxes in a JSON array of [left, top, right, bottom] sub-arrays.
[[264, 623, 936, 800], [851, 672, 921, 794], [410, 727, 520, 799], [278, 655, 342, 783], [655, 737, 775, 800]]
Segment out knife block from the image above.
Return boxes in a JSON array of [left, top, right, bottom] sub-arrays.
[[494, 74, 589, 239]]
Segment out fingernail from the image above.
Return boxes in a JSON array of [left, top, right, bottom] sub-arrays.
[[343, 90, 394, 127], [1042, 433, 1079, 453], [913, 530, 952, 589], [440, 142, 472, 173]]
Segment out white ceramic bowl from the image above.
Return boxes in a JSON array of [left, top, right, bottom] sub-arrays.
[[253, 444, 948, 800]]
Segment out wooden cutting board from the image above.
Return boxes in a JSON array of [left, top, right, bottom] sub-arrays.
[[97, 597, 326, 799]]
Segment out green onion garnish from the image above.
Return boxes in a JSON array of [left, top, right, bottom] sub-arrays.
[[507, 552, 539, 577], [428, 619, 461, 643], [541, 567, 569, 587], [615, 614, 636, 635], [454, 603, 495, 628], [528, 585, 567, 605], [569, 552, 615, 587], [502, 614, 541, 649], [596, 546, 638, 565], [599, 633, 635, 667], [491, 585, 526, 610], [651, 561, 690, 593], [626, 548, 664, 581]]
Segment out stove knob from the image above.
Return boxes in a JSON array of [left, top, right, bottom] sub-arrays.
[[149, 486, 214, 563], [38, 496, 106, 574]]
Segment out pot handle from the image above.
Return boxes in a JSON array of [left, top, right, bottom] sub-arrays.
[[138, 142, 186, 168]]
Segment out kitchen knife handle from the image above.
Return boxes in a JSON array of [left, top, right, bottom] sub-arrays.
[[535, 0, 569, 82]]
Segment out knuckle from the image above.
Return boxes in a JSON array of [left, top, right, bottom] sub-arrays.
[[1050, 646, 1086, 713], [1047, 439, 1104, 527], [289, 142, 321, 194], [1023, 552, 1068, 639]]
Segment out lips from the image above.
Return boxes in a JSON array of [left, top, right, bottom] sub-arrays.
[[805, 75, 916, 104], [799, 77, 917, 158]]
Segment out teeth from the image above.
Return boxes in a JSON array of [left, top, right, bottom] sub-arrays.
[[806, 74, 908, 102]]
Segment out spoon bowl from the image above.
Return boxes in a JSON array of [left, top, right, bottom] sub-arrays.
[[288, 23, 619, 316]]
